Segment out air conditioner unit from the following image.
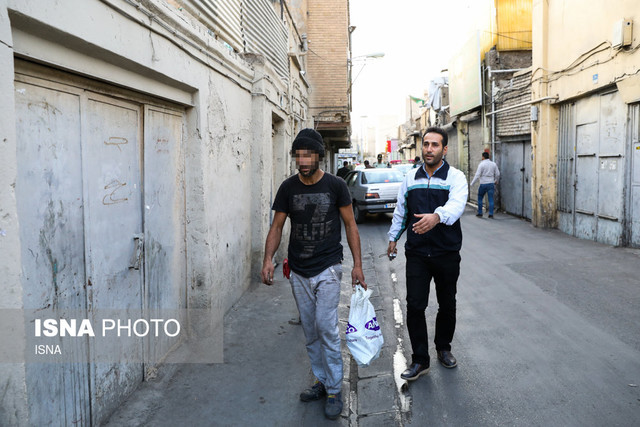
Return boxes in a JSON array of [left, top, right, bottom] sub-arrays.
[[612, 19, 633, 49]]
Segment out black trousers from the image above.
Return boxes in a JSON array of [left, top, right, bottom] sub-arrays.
[[405, 251, 461, 365]]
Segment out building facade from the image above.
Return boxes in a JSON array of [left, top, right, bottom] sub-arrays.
[[532, 0, 640, 247], [0, 0, 320, 424]]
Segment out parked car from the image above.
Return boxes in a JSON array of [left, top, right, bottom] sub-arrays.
[[392, 163, 416, 176], [344, 168, 404, 223]]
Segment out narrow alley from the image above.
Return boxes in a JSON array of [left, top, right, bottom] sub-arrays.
[[4, 2, 640, 426]]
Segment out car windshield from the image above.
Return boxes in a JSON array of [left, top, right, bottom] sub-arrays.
[[362, 170, 404, 184], [393, 164, 415, 175]]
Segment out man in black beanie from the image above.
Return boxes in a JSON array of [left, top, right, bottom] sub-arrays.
[[261, 128, 367, 420]]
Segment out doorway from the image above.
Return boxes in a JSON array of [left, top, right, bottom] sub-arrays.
[[500, 139, 532, 219], [14, 60, 187, 424]]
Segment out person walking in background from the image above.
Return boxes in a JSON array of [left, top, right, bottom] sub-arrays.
[[364, 160, 374, 169], [413, 155, 421, 168], [387, 126, 468, 381], [336, 161, 350, 179], [375, 153, 386, 168], [470, 151, 500, 218], [261, 128, 367, 420]]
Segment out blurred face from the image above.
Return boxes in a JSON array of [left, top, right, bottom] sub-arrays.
[[294, 149, 320, 177], [422, 132, 447, 168]]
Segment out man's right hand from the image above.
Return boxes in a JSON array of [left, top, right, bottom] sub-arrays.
[[387, 241, 397, 258], [261, 260, 275, 286]]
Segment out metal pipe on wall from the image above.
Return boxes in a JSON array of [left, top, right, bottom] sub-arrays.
[[488, 66, 496, 161]]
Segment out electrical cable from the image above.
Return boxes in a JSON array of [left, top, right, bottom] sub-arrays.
[[481, 30, 532, 45], [531, 40, 640, 85], [308, 48, 347, 66]]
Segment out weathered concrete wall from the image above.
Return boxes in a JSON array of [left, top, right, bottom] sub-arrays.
[[1, 0, 308, 424], [0, 0, 29, 424], [541, 0, 639, 101], [530, 0, 557, 228]]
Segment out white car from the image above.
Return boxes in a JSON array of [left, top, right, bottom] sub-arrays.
[[392, 163, 418, 176], [344, 169, 404, 223]]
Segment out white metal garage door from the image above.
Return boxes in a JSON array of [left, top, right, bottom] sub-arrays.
[[630, 103, 640, 248], [15, 60, 186, 425], [556, 91, 627, 246], [500, 139, 532, 219]]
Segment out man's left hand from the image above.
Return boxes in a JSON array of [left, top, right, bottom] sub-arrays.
[[352, 266, 367, 290], [412, 213, 440, 234]]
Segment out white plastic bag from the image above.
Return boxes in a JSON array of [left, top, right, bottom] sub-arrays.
[[346, 285, 384, 367]]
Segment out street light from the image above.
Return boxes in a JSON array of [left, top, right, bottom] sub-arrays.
[[348, 53, 385, 85], [347, 52, 385, 108], [350, 52, 385, 61], [348, 53, 385, 87], [347, 53, 384, 159]]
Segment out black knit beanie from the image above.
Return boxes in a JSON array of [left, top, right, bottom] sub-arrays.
[[292, 128, 325, 159]]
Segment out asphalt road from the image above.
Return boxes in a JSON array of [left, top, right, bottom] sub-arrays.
[[356, 207, 640, 426]]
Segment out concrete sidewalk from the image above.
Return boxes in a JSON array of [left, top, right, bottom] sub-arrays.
[[104, 264, 344, 426]]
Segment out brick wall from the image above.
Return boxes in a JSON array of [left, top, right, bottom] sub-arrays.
[[496, 70, 532, 137], [306, 0, 349, 116]]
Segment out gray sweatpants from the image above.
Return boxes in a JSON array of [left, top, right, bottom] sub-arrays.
[[290, 264, 343, 394]]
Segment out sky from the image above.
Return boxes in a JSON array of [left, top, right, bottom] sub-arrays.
[[349, 0, 494, 147]]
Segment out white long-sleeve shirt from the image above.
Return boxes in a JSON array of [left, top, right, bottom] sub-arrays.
[[470, 159, 500, 186]]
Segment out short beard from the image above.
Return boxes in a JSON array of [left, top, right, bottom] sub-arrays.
[[299, 167, 317, 177], [423, 154, 441, 166]]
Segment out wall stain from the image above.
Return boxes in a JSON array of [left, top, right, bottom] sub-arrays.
[[39, 200, 62, 309]]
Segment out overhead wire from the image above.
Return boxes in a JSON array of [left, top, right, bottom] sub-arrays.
[[481, 30, 532, 45], [531, 41, 640, 85]]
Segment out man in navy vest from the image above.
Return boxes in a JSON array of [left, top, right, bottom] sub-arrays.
[[387, 126, 468, 381]]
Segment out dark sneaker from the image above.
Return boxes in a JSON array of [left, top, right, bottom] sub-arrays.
[[324, 392, 343, 420], [437, 350, 458, 368], [299, 381, 326, 402], [488, 215, 494, 219], [476, 213, 483, 217], [400, 362, 430, 381]]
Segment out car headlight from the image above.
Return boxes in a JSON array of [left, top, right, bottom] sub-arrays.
[[365, 193, 379, 199]]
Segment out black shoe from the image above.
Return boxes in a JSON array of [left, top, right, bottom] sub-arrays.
[[324, 392, 343, 420], [488, 215, 494, 218], [400, 362, 430, 381], [476, 213, 482, 217], [300, 381, 326, 402], [437, 350, 457, 368]]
